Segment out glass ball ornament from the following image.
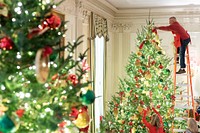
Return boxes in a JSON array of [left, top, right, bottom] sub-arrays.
[[163, 69, 170, 75], [0, 113, 19, 133], [73, 111, 90, 128], [80, 90, 95, 105], [126, 87, 131, 91], [157, 51, 162, 55]]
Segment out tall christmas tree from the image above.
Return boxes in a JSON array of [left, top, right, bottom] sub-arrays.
[[100, 21, 175, 133], [0, 0, 95, 133]]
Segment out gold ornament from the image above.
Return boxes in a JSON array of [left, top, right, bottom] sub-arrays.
[[35, 48, 50, 83], [113, 108, 118, 118], [133, 114, 138, 120], [135, 59, 141, 66], [158, 84, 162, 89], [137, 51, 142, 56], [145, 72, 152, 79], [131, 127, 136, 133], [73, 111, 90, 128], [118, 120, 125, 124], [137, 106, 143, 113]]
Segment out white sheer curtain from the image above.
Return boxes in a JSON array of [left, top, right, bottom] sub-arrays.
[[94, 36, 104, 132]]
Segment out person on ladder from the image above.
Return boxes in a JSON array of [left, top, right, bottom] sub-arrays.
[[154, 16, 191, 74]]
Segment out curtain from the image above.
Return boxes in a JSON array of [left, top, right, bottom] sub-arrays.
[[90, 12, 109, 41]]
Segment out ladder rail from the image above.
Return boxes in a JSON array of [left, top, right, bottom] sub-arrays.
[[186, 46, 196, 119]]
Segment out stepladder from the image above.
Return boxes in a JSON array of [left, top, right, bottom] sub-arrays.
[[172, 46, 196, 133]]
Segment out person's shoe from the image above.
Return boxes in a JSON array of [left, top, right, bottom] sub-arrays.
[[176, 69, 186, 74]]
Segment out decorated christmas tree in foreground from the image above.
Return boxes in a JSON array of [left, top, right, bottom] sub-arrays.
[[0, 0, 95, 132], [100, 21, 175, 132]]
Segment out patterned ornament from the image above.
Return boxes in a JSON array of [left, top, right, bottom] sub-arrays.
[[35, 48, 50, 83], [80, 90, 95, 105]]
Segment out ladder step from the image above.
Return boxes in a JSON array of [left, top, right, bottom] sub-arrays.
[[176, 88, 187, 92], [174, 105, 193, 109], [176, 73, 190, 76], [176, 83, 190, 87], [174, 117, 186, 121], [175, 95, 192, 98], [175, 100, 191, 103], [173, 129, 186, 132]]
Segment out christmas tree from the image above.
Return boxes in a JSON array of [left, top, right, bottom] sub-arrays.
[[0, 0, 95, 132], [100, 21, 175, 133]]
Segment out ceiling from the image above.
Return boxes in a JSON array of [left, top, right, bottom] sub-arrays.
[[105, 0, 200, 9]]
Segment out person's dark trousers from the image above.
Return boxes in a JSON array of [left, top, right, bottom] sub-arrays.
[[180, 38, 191, 68], [177, 47, 180, 63]]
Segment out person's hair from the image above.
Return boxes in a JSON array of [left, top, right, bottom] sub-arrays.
[[169, 16, 176, 20], [187, 118, 198, 133], [150, 113, 161, 131], [188, 109, 200, 121]]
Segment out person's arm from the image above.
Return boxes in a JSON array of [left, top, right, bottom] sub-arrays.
[[152, 107, 163, 125], [142, 109, 151, 128], [156, 23, 177, 31]]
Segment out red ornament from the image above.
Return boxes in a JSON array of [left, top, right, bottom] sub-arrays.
[[151, 61, 156, 65], [159, 64, 163, 69], [164, 86, 168, 90], [43, 46, 53, 57], [100, 116, 103, 122], [69, 107, 79, 120], [0, 37, 14, 50], [128, 121, 133, 126], [138, 69, 143, 73], [58, 121, 67, 128], [171, 95, 176, 101], [134, 76, 139, 82], [157, 105, 161, 109], [140, 100, 144, 105], [139, 41, 145, 49], [46, 14, 61, 28], [16, 109, 25, 118], [120, 130, 124, 133], [119, 91, 125, 97], [67, 74, 78, 86]]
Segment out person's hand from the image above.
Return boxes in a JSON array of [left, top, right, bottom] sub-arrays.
[[153, 26, 158, 30], [142, 109, 147, 114]]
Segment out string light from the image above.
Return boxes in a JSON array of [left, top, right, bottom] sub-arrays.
[[1, 85, 5, 90]]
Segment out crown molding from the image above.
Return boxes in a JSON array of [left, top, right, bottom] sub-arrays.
[[83, 0, 115, 20]]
